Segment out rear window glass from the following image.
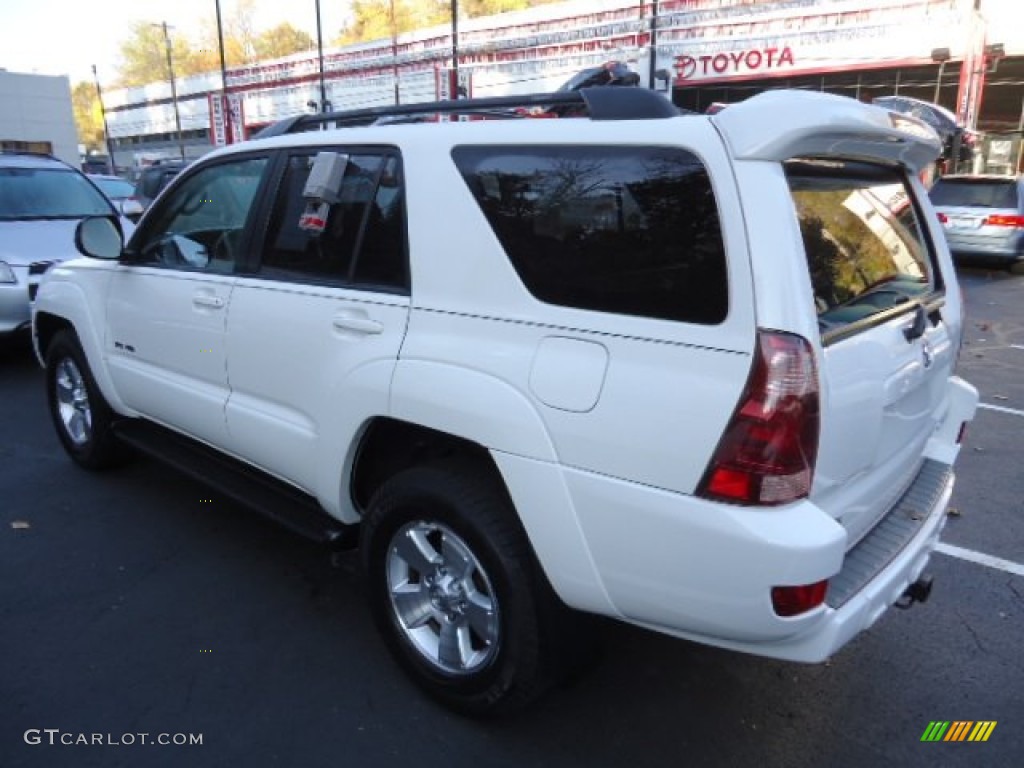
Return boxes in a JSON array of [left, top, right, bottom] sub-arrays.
[[785, 160, 935, 334], [452, 145, 728, 325], [928, 179, 1018, 208]]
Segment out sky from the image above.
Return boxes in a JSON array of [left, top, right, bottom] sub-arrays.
[[0, 0, 349, 86]]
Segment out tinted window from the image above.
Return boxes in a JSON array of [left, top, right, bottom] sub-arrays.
[[0, 168, 112, 220], [786, 160, 935, 333], [133, 156, 269, 272], [453, 145, 728, 324], [929, 179, 1019, 208], [260, 152, 407, 291], [91, 177, 134, 199]]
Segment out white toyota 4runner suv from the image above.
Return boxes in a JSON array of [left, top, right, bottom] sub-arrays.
[[33, 88, 977, 715]]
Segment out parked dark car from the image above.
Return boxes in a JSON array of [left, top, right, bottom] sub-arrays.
[[929, 174, 1024, 271], [133, 160, 186, 211]]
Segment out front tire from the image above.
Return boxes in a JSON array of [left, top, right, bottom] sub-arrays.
[[361, 461, 560, 716], [45, 330, 127, 470]]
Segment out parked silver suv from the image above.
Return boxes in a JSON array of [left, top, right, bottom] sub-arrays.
[[929, 174, 1024, 271]]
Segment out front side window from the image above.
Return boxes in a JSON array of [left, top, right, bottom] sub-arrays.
[[452, 145, 728, 324], [0, 168, 112, 220], [785, 159, 937, 335], [131, 156, 269, 273]]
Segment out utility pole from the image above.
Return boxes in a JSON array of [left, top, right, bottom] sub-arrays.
[[647, 0, 659, 91], [157, 21, 186, 161], [315, 0, 328, 111], [215, 0, 233, 142], [91, 65, 117, 174], [451, 0, 459, 97], [390, 0, 400, 104]]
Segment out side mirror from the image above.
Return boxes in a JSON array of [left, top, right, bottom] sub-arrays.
[[75, 216, 123, 260]]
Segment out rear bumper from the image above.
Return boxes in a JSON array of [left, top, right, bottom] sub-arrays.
[[945, 234, 1024, 264], [525, 376, 979, 663], [565, 457, 954, 663]]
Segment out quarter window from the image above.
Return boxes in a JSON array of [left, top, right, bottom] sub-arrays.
[[452, 145, 728, 324]]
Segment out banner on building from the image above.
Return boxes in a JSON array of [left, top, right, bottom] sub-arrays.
[[209, 93, 246, 146]]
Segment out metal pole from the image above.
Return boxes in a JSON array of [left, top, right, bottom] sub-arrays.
[[933, 60, 946, 106], [315, 0, 328, 111], [647, 0, 659, 90], [390, 0, 400, 104], [451, 0, 459, 97], [160, 22, 186, 161], [91, 65, 117, 174], [215, 0, 232, 142]]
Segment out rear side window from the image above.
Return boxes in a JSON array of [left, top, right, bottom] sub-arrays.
[[929, 179, 1019, 208], [452, 145, 728, 324], [259, 151, 407, 292], [785, 159, 936, 335]]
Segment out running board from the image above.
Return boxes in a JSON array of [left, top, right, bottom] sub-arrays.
[[113, 420, 357, 548]]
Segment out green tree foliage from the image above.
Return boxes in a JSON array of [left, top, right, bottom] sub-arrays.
[[336, 0, 565, 46], [255, 23, 315, 60], [338, 0, 449, 45], [71, 81, 105, 152], [117, 22, 198, 87]]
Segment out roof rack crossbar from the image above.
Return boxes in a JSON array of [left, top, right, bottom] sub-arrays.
[[255, 87, 678, 138]]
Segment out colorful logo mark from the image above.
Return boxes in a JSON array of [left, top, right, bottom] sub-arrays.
[[921, 721, 997, 742]]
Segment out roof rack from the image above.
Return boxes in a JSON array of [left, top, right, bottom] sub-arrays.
[[255, 87, 680, 139]]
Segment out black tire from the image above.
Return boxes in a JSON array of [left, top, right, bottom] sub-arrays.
[[45, 330, 128, 470], [361, 460, 564, 717]]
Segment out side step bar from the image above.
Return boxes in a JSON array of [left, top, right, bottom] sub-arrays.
[[113, 420, 357, 548]]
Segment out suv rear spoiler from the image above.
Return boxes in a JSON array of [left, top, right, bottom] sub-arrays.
[[711, 90, 942, 173]]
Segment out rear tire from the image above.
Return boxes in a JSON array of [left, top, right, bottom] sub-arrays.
[[45, 330, 128, 470], [361, 460, 564, 716]]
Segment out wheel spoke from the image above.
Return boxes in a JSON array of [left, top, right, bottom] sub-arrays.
[[391, 584, 434, 629], [441, 532, 474, 580], [438, 620, 473, 670], [56, 372, 75, 406], [393, 527, 441, 575], [463, 591, 496, 642]]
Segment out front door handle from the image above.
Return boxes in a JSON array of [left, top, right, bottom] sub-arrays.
[[193, 294, 225, 310], [332, 314, 383, 335]]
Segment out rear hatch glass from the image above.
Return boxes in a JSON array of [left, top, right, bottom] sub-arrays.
[[785, 159, 952, 544], [786, 160, 937, 339]]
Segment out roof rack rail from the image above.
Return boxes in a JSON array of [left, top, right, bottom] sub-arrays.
[[255, 87, 679, 139]]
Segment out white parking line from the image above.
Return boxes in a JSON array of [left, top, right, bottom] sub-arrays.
[[935, 542, 1024, 578], [1010, 344, 1024, 351], [978, 402, 1024, 418]]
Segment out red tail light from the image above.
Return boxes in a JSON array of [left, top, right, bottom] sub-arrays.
[[771, 581, 828, 617], [936, 212, 949, 224], [984, 214, 1024, 228], [698, 331, 820, 506]]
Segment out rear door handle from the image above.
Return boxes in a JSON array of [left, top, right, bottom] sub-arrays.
[[192, 294, 225, 309], [332, 315, 383, 334]]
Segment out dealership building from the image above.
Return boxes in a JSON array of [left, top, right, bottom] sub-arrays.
[[104, 0, 1024, 173]]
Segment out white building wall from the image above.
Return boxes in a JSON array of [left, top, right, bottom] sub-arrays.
[[0, 71, 79, 165]]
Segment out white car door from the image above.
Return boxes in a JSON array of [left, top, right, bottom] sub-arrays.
[[224, 151, 410, 497], [106, 154, 271, 448]]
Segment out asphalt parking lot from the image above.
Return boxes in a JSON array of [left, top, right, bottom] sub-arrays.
[[1, 267, 1022, 768]]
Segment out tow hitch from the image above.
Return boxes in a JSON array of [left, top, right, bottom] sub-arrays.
[[895, 575, 934, 609]]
